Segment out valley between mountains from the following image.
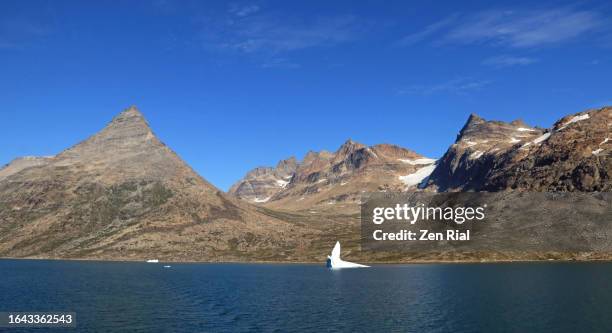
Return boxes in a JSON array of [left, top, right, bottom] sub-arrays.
[[1, 106, 610, 262]]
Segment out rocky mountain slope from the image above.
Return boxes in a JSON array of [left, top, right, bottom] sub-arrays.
[[0, 156, 54, 182], [425, 107, 611, 191], [424, 113, 544, 191], [1, 105, 610, 263], [228, 157, 297, 203], [229, 140, 436, 212], [0, 107, 315, 261]]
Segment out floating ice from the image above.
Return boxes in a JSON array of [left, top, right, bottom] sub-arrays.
[[326, 242, 369, 269]]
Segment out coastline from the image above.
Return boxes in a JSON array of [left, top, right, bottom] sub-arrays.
[[2, 256, 612, 265]]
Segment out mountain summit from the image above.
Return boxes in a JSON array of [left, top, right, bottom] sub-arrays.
[[229, 139, 436, 212], [425, 107, 611, 191], [55, 106, 186, 181], [0, 106, 310, 261]]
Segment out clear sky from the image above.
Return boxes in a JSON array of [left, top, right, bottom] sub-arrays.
[[1, 0, 611, 190]]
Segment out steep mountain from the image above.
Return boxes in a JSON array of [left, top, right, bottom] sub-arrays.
[[483, 107, 611, 191], [229, 139, 436, 212], [425, 113, 544, 191], [0, 107, 314, 261], [425, 107, 611, 191]]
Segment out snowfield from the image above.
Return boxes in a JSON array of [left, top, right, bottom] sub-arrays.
[[399, 164, 437, 188]]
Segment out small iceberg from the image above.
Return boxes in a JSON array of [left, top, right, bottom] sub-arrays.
[[326, 242, 369, 269], [146, 259, 159, 263]]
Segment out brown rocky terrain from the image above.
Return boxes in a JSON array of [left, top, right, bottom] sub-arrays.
[[0, 107, 318, 262], [425, 107, 611, 192], [0, 156, 54, 182], [424, 113, 544, 191], [228, 157, 297, 203], [229, 139, 437, 213], [483, 107, 611, 191], [1, 105, 610, 263]]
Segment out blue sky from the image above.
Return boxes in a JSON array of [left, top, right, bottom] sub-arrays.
[[1, 0, 611, 190]]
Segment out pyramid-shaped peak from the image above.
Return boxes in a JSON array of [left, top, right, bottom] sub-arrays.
[[55, 106, 161, 164], [124, 105, 141, 114], [110, 105, 149, 127], [100, 105, 155, 140], [97, 106, 156, 140]]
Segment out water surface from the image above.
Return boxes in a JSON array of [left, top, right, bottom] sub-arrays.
[[1, 260, 611, 332]]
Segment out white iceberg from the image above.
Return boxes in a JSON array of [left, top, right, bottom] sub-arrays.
[[146, 259, 159, 263], [326, 242, 369, 269]]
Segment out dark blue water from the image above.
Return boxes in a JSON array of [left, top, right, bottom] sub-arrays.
[[1, 260, 612, 332]]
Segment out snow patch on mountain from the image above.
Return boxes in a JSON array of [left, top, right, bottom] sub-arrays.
[[533, 132, 551, 144], [398, 158, 437, 165], [254, 196, 271, 203], [469, 151, 484, 160], [276, 179, 289, 188], [366, 148, 379, 159], [558, 114, 590, 130], [399, 164, 436, 188], [521, 132, 551, 149]]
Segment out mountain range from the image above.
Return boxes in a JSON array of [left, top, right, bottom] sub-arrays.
[[229, 140, 436, 213], [0, 106, 610, 262], [230, 107, 611, 212]]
